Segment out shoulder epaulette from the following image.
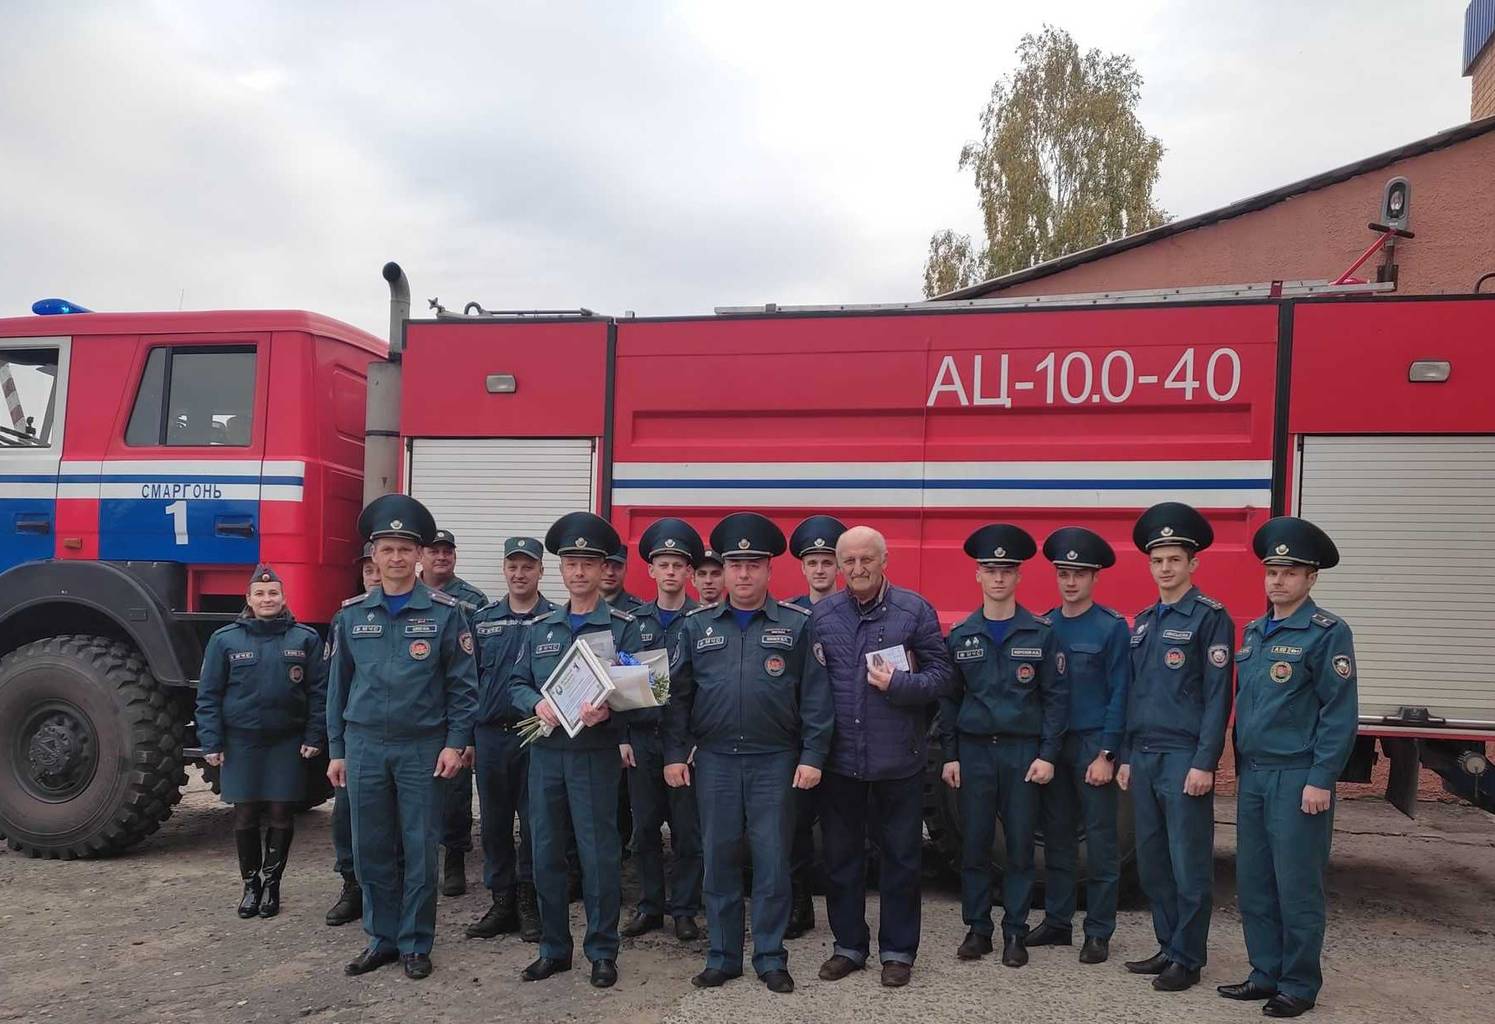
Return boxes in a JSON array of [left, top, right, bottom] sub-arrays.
[[1031, 613, 1052, 626], [1097, 603, 1126, 620], [687, 602, 719, 616], [291, 622, 320, 640], [609, 607, 636, 622], [429, 589, 458, 607], [1196, 593, 1225, 610], [1311, 611, 1339, 628], [778, 600, 811, 615], [1135, 604, 1156, 620], [340, 594, 366, 608], [210, 621, 242, 638]]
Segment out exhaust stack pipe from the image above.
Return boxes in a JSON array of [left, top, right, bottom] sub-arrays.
[[364, 261, 409, 504]]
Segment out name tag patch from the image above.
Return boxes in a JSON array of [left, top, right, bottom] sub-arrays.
[[228, 650, 256, 664], [639, 630, 657, 645], [475, 621, 506, 636], [1009, 647, 1043, 659], [404, 623, 439, 637], [281, 648, 306, 660], [533, 642, 562, 657], [1162, 629, 1194, 642], [760, 630, 794, 649], [955, 647, 984, 662], [351, 624, 383, 638], [1269, 644, 1303, 657], [697, 635, 727, 652]]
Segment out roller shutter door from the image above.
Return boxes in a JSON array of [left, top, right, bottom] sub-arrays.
[[408, 438, 596, 602], [1297, 435, 1495, 725]]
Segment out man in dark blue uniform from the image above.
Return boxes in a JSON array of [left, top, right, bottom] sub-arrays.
[[509, 512, 641, 989], [421, 528, 488, 897], [665, 512, 834, 994], [326, 543, 378, 928], [939, 524, 1068, 969], [783, 513, 846, 937], [326, 495, 478, 980], [1118, 501, 1235, 992], [1028, 526, 1131, 964], [620, 518, 704, 942], [693, 548, 725, 605], [602, 543, 645, 612], [1218, 517, 1358, 1018], [465, 536, 555, 943]]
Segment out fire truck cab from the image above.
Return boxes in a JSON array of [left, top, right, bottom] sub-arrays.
[[0, 311, 382, 857]]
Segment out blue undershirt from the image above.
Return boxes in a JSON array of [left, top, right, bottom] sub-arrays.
[[384, 591, 411, 616], [984, 617, 1012, 648], [658, 608, 680, 628], [568, 612, 590, 634], [731, 607, 756, 632]]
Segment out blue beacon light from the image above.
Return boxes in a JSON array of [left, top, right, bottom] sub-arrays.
[[32, 298, 94, 315]]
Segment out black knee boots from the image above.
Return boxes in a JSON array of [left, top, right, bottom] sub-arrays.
[[257, 826, 294, 919], [235, 828, 263, 918]]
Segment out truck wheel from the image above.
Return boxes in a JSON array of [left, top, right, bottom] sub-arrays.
[[0, 636, 185, 858], [922, 744, 1137, 898]]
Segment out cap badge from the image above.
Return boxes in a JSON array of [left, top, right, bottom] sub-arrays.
[[738, 539, 751, 550], [390, 519, 403, 530], [260, 573, 271, 582], [814, 538, 825, 548], [665, 538, 676, 548], [1160, 526, 1174, 537], [576, 538, 588, 548], [993, 546, 1005, 558], [1275, 543, 1290, 555], [1066, 550, 1078, 561]]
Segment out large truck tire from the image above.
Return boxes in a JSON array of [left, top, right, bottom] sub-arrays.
[[0, 635, 185, 858], [922, 743, 1137, 900]]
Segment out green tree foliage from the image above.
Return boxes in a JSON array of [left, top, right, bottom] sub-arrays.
[[924, 26, 1167, 297]]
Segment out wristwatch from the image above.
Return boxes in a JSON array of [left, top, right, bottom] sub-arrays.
[[1100, 749, 1116, 763]]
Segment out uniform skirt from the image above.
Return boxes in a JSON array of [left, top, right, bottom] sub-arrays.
[[220, 728, 306, 803]]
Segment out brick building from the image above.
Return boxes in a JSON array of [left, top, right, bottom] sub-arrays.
[[1468, 0, 1495, 120]]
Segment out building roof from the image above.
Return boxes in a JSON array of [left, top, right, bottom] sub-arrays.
[[1467, 0, 1495, 75], [938, 114, 1495, 300]]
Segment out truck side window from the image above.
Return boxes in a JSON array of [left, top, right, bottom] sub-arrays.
[[0, 347, 61, 448], [125, 347, 256, 447]]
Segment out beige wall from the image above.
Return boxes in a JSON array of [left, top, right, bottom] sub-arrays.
[[993, 129, 1495, 299], [1474, 44, 1495, 120]]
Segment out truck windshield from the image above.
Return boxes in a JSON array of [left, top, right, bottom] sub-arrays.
[[0, 348, 60, 448]]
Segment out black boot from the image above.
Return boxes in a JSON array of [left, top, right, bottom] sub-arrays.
[[325, 872, 362, 927], [442, 847, 467, 897], [517, 882, 542, 943], [235, 828, 262, 919], [466, 890, 519, 938], [257, 826, 294, 919], [785, 885, 814, 939]]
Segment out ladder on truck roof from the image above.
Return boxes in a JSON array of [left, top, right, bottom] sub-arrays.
[[714, 278, 1394, 316]]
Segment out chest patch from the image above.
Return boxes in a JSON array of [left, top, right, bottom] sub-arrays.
[[764, 654, 786, 677], [1333, 654, 1353, 679], [1270, 661, 1294, 684], [1209, 644, 1230, 668], [533, 642, 563, 657], [639, 630, 657, 644], [955, 644, 985, 662], [404, 622, 439, 637], [1269, 644, 1304, 657], [351, 624, 383, 638], [1015, 662, 1036, 684], [408, 639, 432, 660], [1162, 628, 1194, 642], [1164, 647, 1186, 670], [288, 664, 304, 684], [228, 650, 256, 664], [476, 621, 507, 636], [696, 634, 727, 652], [761, 628, 794, 649], [1009, 647, 1043, 659], [281, 648, 306, 660]]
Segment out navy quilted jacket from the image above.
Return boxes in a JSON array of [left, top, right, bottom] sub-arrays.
[[809, 581, 955, 780]]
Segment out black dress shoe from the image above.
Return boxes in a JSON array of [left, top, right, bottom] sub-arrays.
[[521, 956, 573, 982], [1079, 936, 1109, 964], [622, 911, 664, 938], [1001, 936, 1029, 968], [673, 916, 700, 941], [344, 946, 400, 976], [762, 969, 795, 993], [590, 959, 618, 988], [1124, 949, 1170, 975], [1025, 922, 1073, 947], [957, 930, 993, 960], [1263, 993, 1316, 1018], [691, 967, 739, 988], [1153, 962, 1201, 991], [1219, 980, 1278, 1001], [819, 954, 862, 981], [402, 953, 432, 979]]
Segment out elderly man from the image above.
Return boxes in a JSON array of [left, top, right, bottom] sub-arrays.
[[810, 525, 953, 987]]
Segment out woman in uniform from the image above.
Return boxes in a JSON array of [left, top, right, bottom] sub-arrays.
[[196, 565, 328, 918]]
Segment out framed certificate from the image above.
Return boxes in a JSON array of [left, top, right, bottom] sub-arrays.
[[539, 638, 616, 738]]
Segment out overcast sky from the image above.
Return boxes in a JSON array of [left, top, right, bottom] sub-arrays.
[[0, 1, 1475, 336]]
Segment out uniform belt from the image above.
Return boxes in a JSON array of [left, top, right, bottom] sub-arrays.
[[1238, 752, 1314, 771], [958, 731, 1039, 743], [477, 719, 523, 732]]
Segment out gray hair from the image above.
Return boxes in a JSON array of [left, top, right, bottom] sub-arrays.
[[836, 525, 888, 559]]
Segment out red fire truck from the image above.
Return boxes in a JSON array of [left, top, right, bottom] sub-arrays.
[[0, 263, 1490, 863]]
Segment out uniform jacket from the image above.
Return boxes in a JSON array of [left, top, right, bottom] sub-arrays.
[[938, 605, 1070, 764], [810, 580, 954, 781], [326, 583, 479, 758], [439, 575, 489, 612], [664, 599, 834, 769], [196, 610, 326, 752], [1047, 602, 1132, 753], [508, 600, 642, 751], [624, 596, 698, 739], [1124, 585, 1235, 770], [471, 593, 557, 726], [1234, 600, 1359, 790]]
